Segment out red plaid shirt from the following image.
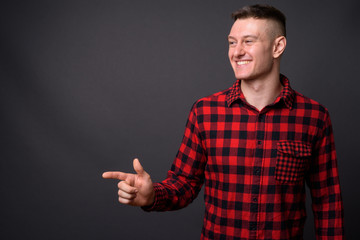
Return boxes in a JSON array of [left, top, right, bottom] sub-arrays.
[[144, 75, 344, 239]]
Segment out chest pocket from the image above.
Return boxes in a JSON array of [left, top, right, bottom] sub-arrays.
[[275, 141, 312, 183]]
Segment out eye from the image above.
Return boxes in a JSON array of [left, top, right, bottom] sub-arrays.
[[228, 41, 237, 47], [244, 38, 256, 45]]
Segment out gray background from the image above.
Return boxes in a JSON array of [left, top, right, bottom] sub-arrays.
[[1, 0, 359, 239]]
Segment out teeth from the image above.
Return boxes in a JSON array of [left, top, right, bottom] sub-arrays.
[[237, 61, 250, 65]]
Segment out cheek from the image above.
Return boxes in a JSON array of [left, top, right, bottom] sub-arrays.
[[228, 49, 232, 60]]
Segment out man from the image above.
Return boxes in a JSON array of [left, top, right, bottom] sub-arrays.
[[103, 4, 344, 239]]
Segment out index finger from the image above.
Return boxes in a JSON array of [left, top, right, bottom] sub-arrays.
[[102, 171, 128, 180]]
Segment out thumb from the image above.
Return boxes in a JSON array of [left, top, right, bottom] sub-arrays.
[[133, 158, 147, 176]]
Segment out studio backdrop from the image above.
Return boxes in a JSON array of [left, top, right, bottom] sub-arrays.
[[1, 0, 359, 239]]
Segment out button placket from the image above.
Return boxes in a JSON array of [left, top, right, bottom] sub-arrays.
[[249, 113, 266, 237]]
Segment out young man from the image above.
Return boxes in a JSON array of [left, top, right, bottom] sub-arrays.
[[103, 5, 344, 239]]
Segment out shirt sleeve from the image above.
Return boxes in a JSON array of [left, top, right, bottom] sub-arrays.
[[142, 102, 207, 211], [306, 110, 345, 239]]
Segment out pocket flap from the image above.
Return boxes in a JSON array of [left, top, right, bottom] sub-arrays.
[[277, 141, 311, 157]]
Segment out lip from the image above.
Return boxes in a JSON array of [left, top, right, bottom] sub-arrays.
[[236, 60, 251, 66]]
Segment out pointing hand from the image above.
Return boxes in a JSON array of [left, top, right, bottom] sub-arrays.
[[102, 158, 155, 207]]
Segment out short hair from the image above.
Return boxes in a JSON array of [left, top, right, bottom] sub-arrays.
[[231, 4, 286, 37]]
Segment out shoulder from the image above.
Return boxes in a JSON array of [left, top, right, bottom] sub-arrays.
[[293, 90, 330, 122], [192, 88, 230, 110]]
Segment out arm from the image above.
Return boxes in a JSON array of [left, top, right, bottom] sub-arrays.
[[143, 102, 207, 211], [102, 102, 206, 211], [306, 111, 345, 239]]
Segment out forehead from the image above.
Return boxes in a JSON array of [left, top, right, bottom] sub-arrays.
[[229, 18, 271, 38]]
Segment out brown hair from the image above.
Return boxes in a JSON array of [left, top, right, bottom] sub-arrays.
[[231, 4, 286, 37]]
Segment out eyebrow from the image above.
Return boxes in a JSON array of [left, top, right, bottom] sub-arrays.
[[227, 35, 258, 40]]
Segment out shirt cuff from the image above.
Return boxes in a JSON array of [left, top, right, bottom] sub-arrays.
[[141, 183, 167, 212]]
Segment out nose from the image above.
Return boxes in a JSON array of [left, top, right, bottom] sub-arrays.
[[233, 44, 245, 57]]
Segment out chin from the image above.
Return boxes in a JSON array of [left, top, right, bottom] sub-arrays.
[[234, 74, 251, 80], [233, 69, 253, 80]]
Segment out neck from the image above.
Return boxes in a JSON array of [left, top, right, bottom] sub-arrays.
[[240, 74, 283, 111]]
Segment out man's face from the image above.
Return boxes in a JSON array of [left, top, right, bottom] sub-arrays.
[[228, 18, 277, 81]]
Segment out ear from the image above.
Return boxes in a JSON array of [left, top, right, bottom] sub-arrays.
[[273, 36, 286, 58]]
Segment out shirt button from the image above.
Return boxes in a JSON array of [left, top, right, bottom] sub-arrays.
[[250, 222, 257, 230], [254, 168, 261, 175], [252, 197, 258, 202], [258, 115, 265, 122]]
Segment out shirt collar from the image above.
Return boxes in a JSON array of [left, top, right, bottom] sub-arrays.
[[226, 74, 295, 110]]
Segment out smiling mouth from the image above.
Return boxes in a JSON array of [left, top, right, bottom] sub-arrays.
[[236, 60, 251, 65]]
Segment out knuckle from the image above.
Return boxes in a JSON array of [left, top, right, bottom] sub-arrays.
[[118, 189, 134, 199], [117, 181, 125, 189], [118, 197, 130, 205]]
